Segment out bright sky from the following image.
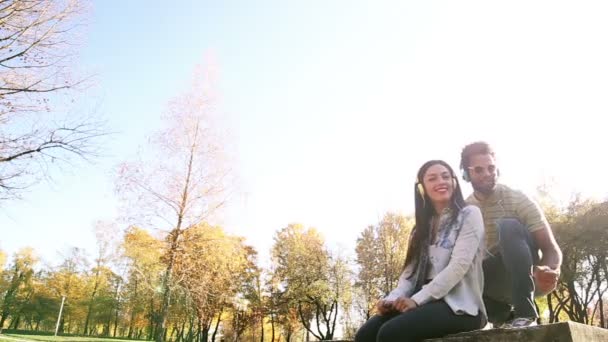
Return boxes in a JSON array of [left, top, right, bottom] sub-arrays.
[[1, 1, 607, 266]]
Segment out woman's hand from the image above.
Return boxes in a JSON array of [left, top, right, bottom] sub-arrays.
[[393, 296, 418, 312], [376, 299, 395, 315]]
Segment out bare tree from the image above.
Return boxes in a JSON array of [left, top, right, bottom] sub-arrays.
[[83, 220, 120, 335], [115, 65, 232, 342], [0, 0, 105, 197]]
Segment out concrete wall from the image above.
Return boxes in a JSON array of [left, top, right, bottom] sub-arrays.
[[327, 321, 608, 342]]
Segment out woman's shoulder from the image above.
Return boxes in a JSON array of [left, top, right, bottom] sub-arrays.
[[457, 205, 484, 230], [459, 204, 481, 216]]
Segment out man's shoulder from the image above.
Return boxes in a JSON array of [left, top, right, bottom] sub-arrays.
[[465, 192, 479, 205], [498, 184, 535, 203], [465, 184, 519, 204], [464, 184, 536, 207]]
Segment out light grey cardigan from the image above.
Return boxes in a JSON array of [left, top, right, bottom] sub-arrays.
[[384, 205, 487, 319]]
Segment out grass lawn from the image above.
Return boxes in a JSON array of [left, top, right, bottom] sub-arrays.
[[0, 334, 141, 342]]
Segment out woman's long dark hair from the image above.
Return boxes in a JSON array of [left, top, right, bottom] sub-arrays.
[[403, 160, 466, 274]]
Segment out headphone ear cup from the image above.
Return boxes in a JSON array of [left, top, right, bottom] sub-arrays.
[[462, 169, 470, 182], [417, 183, 425, 198]]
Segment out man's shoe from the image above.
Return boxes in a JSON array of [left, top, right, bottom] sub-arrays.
[[502, 317, 538, 328]]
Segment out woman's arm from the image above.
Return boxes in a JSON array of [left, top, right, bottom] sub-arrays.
[[411, 206, 484, 306], [384, 263, 415, 302]]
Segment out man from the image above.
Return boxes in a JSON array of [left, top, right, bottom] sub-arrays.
[[459, 141, 562, 328]]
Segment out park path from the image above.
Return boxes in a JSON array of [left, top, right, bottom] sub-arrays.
[[0, 335, 35, 342]]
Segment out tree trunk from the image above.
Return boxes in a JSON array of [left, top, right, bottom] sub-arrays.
[[185, 316, 195, 342], [0, 312, 8, 332], [547, 293, 555, 323], [0, 266, 25, 333], [58, 315, 65, 335], [170, 325, 178, 341], [566, 279, 585, 322], [598, 294, 605, 328], [260, 313, 265, 342], [84, 277, 100, 335], [197, 317, 202, 342], [128, 277, 139, 339], [329, 300, 338, 340], [202, 319, 211, 342], [270, 310, 275, 342], [156, 132, 197, 342], [595, 262, 606, 328], [148, 297, 156, 340], [8, 314, 18, 329], [114, 304, 120, 337], [178, 318, 187, 341], [211, 308, 222, 342], [128, 307, 136, 338], [103, 320, 111, 336], [156, 228, 181, 342]]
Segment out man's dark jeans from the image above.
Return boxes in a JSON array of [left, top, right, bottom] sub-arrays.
[[483, 218, 540, 324]]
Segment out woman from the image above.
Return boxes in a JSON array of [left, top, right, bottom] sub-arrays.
[[355, 160, 487, 342]]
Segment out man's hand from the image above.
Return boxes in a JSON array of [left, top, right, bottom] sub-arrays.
[[534, 265, 560, 295], [376, 300, 395, 315], [393, 297, 418, 313]]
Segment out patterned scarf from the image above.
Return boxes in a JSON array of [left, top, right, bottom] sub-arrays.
[[411, 209, 462, 293], [412, 231, 431, 293]]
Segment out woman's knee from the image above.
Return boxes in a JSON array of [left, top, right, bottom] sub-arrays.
[[375, 325, 396, 342], [376, 319, 412, 342], [354, 326, 373, 342], [354, 316, 384, 342]]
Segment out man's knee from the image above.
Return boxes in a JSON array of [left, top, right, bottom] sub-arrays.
[[496, 218, 527, 245], [496, 218, 540, 263]]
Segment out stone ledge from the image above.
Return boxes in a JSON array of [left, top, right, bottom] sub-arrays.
[[328, 321, 608, 342], [426, 321, 608, 342]]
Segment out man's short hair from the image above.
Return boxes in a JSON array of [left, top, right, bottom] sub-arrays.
[[460, 141, 495, 170]]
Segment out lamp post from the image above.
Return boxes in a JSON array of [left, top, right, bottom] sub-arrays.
[[54, 296, 66, 336]]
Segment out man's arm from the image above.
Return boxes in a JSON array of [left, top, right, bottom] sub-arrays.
[[531, 227, 562, 270], [516, 192, 562, 270], [517, 192, 563, 294], [532, 227, 562, 295]]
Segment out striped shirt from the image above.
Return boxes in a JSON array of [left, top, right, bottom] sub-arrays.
[[466, 184, 549, 254]]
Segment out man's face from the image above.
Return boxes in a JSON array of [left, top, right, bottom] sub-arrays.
[[468, 153, 498, 195]]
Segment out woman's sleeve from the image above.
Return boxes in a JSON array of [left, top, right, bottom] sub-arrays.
[[411, 206, 484, 306], [384, 263, 415, 301]]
